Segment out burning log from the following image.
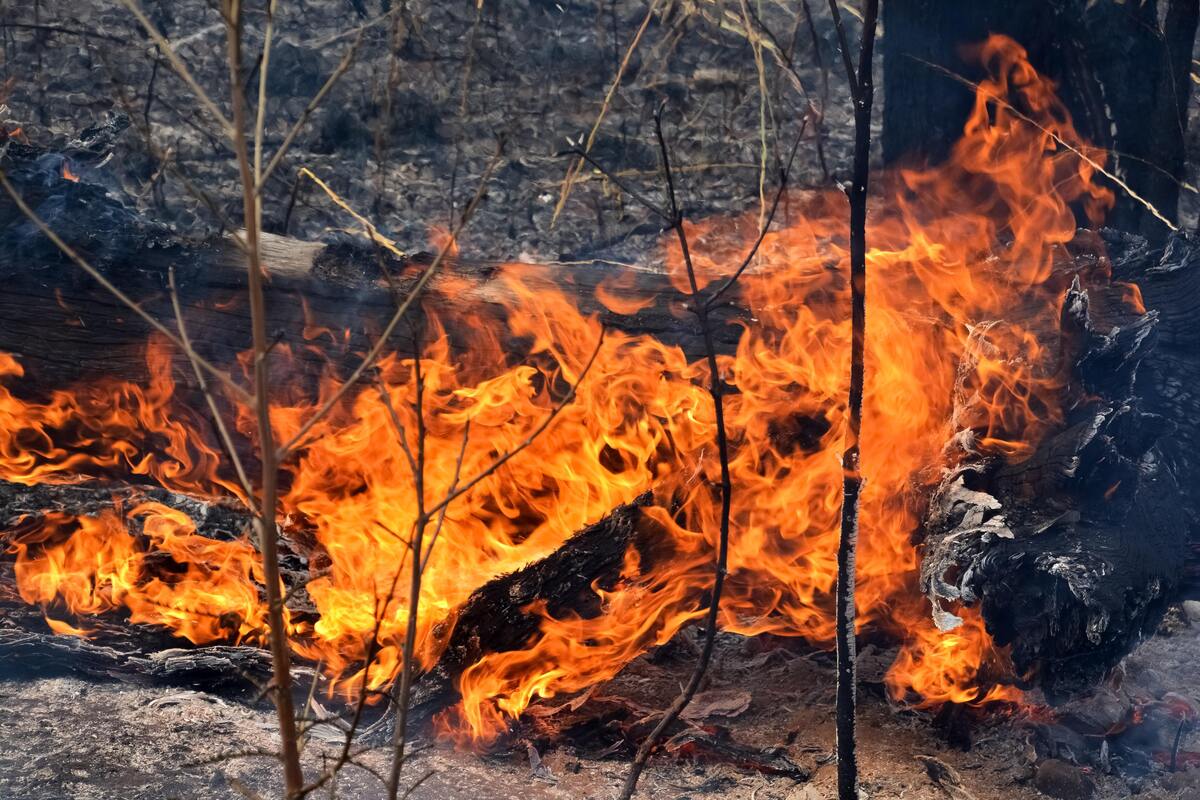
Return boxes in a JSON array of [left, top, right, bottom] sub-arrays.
[[409, 495, 652, 718], [0, 476, 652, 721], [921, 256, 1192, 699]]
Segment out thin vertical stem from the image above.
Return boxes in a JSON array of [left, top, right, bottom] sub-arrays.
[[386, 328, 427, 800], [827, 1, 880, 799], [223, 2, 304, 796], [618, 107, 733, 800]]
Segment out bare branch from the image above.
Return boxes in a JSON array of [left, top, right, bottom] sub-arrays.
[[619, 105, 734, 800], [551, 0, 662, 225], [257, 32, 365, 193], [221, 3, 304, 793], [557, 147, 671, 222], [276, 147, 503, 462], [253, 0, 279, 190], [825, 0, 860, 101], [914, 57, 1180, 232], [421, 328, 606, 523], [420, 420, 470, 575], [704, 124, 805, 308]]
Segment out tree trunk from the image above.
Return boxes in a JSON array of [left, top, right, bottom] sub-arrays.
[[881, 0, 1199, 240]]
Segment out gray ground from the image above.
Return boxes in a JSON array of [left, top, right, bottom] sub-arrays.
[[1, 619, 1198, 800]]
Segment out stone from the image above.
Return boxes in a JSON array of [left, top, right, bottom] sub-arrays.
[[1182, 600, 1200, 626], [1035, 759, 1095, 800]]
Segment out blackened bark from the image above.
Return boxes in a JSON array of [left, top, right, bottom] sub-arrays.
[[921, 256, 1191, 699]]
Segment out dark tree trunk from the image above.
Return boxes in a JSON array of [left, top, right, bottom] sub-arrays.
[[881, 0, 1199, 240]]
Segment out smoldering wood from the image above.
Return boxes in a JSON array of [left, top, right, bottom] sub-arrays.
[[920, 263, 1191, 699]]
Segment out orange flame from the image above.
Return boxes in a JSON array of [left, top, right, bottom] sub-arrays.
[[1, 36, 1119, 742], [61, 161, 79, 182]]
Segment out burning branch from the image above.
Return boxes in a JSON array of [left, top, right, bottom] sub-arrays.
[[825, 2, 880, 799]]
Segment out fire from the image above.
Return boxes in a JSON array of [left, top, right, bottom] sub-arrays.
[[61, 160, 79, 182], [1, 36, 1121, 742]]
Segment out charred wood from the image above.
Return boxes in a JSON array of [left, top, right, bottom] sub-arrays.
[[407, 495, 652, 720], [0, 479, 652, 724], [921, 267, 1190, 699]]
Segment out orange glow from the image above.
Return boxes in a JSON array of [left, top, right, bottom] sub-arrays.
[[1, 36, 1121, 742], [61, 161, 79, 182]]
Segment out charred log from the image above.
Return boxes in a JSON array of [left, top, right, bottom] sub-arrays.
[[1106, 229, 1200, 593], [0, 140, 738, 398], [408, 495, 653, 719], [921, 269, 1190, 699], [0, 480, 651, 722]]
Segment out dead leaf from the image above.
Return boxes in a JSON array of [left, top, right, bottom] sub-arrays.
[[680, 688, 752, 721]]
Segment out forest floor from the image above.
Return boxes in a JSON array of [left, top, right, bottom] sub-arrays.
[[1, 620, 1198, 800]]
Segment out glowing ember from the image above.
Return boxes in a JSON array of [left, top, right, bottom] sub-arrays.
[[0, 36, 1139, 744]]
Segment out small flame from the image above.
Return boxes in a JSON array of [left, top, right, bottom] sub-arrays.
[[61, 161, 80, 183]]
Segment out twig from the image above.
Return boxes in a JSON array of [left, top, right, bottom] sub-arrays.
[[912, 56, 1179, 232], [420, 329, 606, 524], [252, 0, 278, 194], [552, 0, 661, 225], [558, 147, 670, 222], [826, 0, 859, 100], [420, 420, 470, 574], [385, 319, 430, 800], [705, 124, 805, 308], [167, 266, 256, 508], [298, 166, 406, 259], [385, 328, 603, 799], [617, 105, 734, 800], [276, 148, 502, 462], [257, 32, 364, 193], [117, 0, 234, 138]]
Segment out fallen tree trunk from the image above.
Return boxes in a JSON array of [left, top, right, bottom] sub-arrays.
[[0, 142, 737, 396]]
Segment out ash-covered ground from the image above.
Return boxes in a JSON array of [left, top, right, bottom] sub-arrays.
[[2, 2, 1200, 799], [1, 0, 853, 263], [1, 623, 1199, 800]]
